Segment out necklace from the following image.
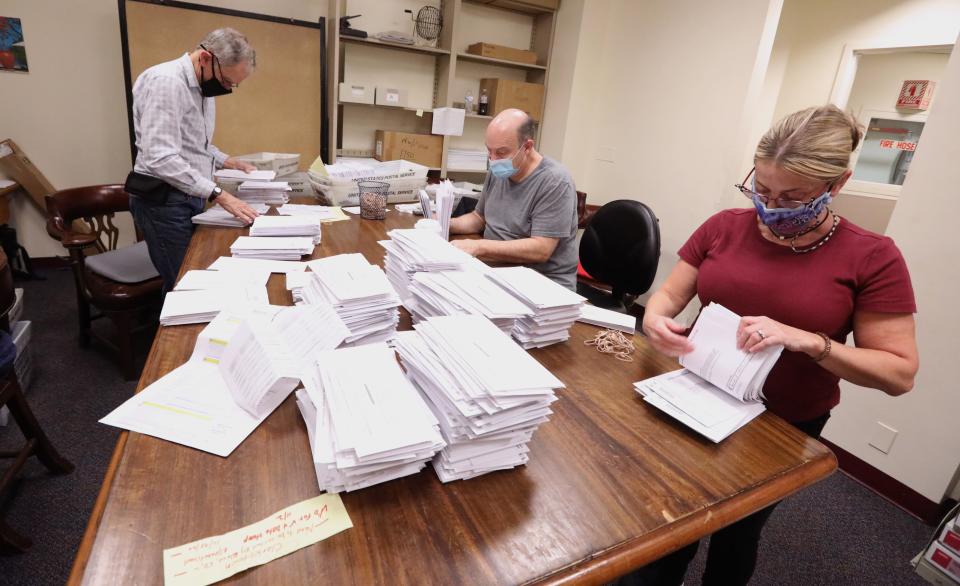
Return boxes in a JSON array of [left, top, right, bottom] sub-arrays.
[[768, 209, 829, 241], [789, 213, 840, 254]]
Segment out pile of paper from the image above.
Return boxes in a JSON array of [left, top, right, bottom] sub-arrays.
[[159, 286, 270, 326], [632, 303, 782, 442], [250, 215, 322, 245], [174, 269, 270, 292], [192, 203, 269, 227], [487, 267, 586, 348], [207, 256, 308, 275], [447, 148, 487, 171], [230, 236, 315, 261], [381, 228, 483, 306], [215, 169, 276, 182], [295, 343, 445, 493], [286, 253, 401, 346], [407, 270, 531, 335], [577, 304, 637, 334], [236, 181, 291, 205], [102, 305, 348, 457], [395, 315, 564, 482], [275, 204, 350, 223]]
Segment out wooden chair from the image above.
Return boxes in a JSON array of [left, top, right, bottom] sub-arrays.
[[45, 185, 162, 380], [0, 248, 74, 551]]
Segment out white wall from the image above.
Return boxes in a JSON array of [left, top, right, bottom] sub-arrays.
[[0, 0, 327, 258], [824, 42, 960, 503]]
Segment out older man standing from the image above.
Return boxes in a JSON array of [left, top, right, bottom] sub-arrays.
[[449, 108, 578, 290], [126, 28, 260, 293]]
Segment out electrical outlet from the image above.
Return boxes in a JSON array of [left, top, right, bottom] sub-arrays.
[[868, 421, 898, 454]]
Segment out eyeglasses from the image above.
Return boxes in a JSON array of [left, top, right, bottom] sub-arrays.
[[200, 44, 240, 89], [734, 168, 827, 210]]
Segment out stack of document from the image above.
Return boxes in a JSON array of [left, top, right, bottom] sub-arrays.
[[159, 286, 270, 326], [295, 343, 445, 493], [192, 203, 268, 227], [633, 303, 783, 442], [236, 181, 291, 205], [229, 236, 315, 261], [286, 253, 401, 346], [214, 169, 276, 182], [447, 148, 488, 171], [275, 204, 350, 223], [433, 181, 455, 240], [407, 271, 531, 335], [577, 304, 637, 334], [101, 305, 348, 457], [174, 269, 270, 292], [250, 215, 322, 245], [207, 256, 308, 275], [395, 315, 564, 482], [487, 267, 586, 348], [381, 228, 484, 306]]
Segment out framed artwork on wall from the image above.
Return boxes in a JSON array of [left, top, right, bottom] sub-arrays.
[[0, 16, 27, 73]]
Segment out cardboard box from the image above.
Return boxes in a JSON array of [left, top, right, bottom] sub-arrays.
[[467, 42, 538, 65], [479, 78, 545, 122], [339, 82, 375, 105], [0, 139, 57, 223], [374, 131, 442, 168], [375, 87, 408, 108]]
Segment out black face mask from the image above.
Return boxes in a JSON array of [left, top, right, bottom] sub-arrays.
[[198, 46, 232, 98]]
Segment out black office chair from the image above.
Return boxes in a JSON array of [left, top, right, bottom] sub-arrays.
[[577, 199, 660, 315]]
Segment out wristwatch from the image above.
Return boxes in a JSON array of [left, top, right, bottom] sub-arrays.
[[207, 186, 222, 203]]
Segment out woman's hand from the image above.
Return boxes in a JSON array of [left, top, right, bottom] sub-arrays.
[[642, 314, 694, 357], [737, 315, 822, 356]]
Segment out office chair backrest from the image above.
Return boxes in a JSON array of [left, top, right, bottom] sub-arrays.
[[579, 199, 660, 299], [46, 184, 129, 254]]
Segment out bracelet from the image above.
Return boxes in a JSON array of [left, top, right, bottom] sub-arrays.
[[813, 332, 832, 362]]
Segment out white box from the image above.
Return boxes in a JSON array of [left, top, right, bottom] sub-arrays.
[[942, 521, 960, 558], [431, 107, 465, 136], [926, 541, 960, 582], [235, 152, 301, 176], [10, 288, 23, 324], [339, 82, 375, 105], [282, 172, 316, 198], [375, 87, 408, 108]]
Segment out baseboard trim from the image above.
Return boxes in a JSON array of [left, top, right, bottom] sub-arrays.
[[820, 438, 954, 525]]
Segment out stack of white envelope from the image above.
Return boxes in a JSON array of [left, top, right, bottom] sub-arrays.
[[250, 215, 322, 245], [207, 255, 309, 275], [381, 228, 484, 306], [192, 203, 269, 227], [407, 270, 531, 335], [159, 286, 271, 326], [295, 343, 446, 493], [174, 269, 271, 292], [236, 181, 291, 205], [286, 253, 401, 346], [487, 266, 586, 348], [275, 204, 350, 224], [215, 169, 276, 182], [229, 236, 315, 261], [394, 315, 564, 482]]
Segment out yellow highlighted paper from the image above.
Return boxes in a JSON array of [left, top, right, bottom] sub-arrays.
[[163, 493, 352, 585]]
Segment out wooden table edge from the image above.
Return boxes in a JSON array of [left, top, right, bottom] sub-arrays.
[[529, 448, 838, 586]]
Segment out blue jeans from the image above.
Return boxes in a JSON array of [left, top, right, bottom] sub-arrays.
[[129, 190, 204, 295]]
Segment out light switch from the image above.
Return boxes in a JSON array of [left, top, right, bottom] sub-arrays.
[[868, 421, 898, 454]]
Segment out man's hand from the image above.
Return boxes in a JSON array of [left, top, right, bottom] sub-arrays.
[[223, 157, 258, 173], [451, 239, 485, 257], [216, 191, 259, 224]]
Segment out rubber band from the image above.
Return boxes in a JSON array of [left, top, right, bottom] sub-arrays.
[[584, 329, 636, 362]]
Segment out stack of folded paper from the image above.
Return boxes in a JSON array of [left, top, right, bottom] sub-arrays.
[[250, 215, 322, 245], [487, 267, 586, 348], [395, 315, 564, 482], [407, 270, 530, 335], [229, 236, 315, 261]]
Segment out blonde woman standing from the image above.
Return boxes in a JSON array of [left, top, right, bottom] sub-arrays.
[[629, 105, 919, 585]]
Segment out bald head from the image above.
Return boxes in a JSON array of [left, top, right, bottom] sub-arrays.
[[486, 109, 537, 150]]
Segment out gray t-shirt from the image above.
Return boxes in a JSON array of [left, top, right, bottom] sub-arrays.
[[476, 156, 578, 290]]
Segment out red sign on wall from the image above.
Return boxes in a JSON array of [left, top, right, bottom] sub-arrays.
[[879, 139, 917, 151], [896, 80, 935, 110]]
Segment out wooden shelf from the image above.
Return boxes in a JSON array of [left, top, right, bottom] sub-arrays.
[[340, 36, 451, 57], [339, 101, 434, 115], [465, 113, 492, 119], [456, 52, 546, 70], [446, 168, 488, 173]]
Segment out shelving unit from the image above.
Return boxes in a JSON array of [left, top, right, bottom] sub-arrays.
[[327, 0, 558, 179]]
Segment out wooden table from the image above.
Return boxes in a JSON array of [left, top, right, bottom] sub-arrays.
[[69, 205, 836, 585]]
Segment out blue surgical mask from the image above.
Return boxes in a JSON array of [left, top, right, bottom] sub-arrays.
[[752, 180, 833, 235], [488, 146, 526, 179]]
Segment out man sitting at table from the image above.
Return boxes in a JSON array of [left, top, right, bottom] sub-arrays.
[[449, 108, 578, 290]]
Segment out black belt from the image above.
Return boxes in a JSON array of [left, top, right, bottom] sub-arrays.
[[124, 171, 174, 203]]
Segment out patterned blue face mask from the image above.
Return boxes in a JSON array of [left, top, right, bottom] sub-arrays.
[[752, 178, 833, 235]]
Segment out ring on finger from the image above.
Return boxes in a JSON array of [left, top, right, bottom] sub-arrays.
[[757, 329, 766, 340]]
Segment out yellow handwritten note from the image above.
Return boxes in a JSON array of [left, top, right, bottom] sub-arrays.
[[163, 493, 352, 585]]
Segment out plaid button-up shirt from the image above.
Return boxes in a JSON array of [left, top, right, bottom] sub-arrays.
[[132, 53, 228, 198]]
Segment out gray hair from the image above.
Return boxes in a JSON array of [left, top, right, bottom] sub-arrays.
[[197, 28, 256, 68], [518, 114, 538, 145]]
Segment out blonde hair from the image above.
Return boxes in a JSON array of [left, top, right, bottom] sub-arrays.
[[756, 105, 863, 182]]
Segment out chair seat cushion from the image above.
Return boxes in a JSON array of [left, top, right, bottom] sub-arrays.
[[85, 241, 159, 284], [83, 268, 162, 310]]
